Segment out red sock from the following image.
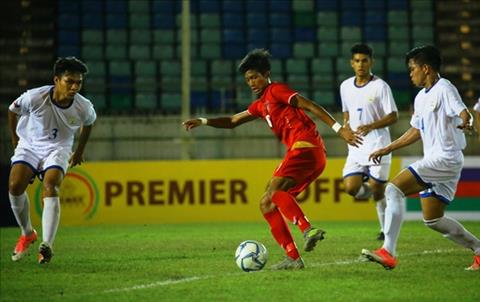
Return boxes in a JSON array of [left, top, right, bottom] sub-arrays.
[[263, 209, 300, 260], [272, 191, 311, 233]]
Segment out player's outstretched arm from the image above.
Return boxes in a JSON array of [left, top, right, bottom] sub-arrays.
[[69, 124, 93, 167], [292, 95, 363, 147], [182, 110, 257, 131], [369, 127, 421, 164], [7, 110, 19, 148]]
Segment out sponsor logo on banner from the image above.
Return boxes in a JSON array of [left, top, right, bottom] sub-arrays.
[[34, 168, 99, 221]]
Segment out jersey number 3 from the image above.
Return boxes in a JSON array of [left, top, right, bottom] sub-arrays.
[[48, 128, 58, 139]]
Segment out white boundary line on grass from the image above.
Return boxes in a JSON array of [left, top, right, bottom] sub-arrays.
[[101, 248, 461, 294]]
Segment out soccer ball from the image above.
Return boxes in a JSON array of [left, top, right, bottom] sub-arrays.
[[235, 240, 268, 272]]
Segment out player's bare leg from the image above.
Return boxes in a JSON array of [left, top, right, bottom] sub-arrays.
[[362, 169, 424, 269], [38, 168, 64, 264], [369, 178, 387, 241], [9, 163, 37, 261]]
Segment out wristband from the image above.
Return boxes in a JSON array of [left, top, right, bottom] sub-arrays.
[[199, 117, 208, 125], [331, 122, 342, 133]]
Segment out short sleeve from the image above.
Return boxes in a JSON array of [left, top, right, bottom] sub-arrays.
[[8, 91, 31, 115], [410, 112, 421, 129], [270, 83, 298, 105], [381, 83, 398, 114], [247, 100, 262, 117], [83, 104, 97, 126], [473, 100, 480, 113], [443, 86, 466, 117], [340, 82, 348, 112]]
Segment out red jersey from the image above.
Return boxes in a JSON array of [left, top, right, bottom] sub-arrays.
[[247, 82, 323, 149]]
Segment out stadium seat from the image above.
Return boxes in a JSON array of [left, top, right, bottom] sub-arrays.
[[128, 0, 149, 13], [223, 13, 245, 28], [316, 12, 338, 26], [85, 93, 107, 111], [318, 42, 339, 57], [129, 14, 150, 29], [135, 93, 158, 110], [130, 29, 151, 44], [341, 27, 362, 41], [129, 45, 151, 60], [161, 93, 182, 113], [223, 29, 245, 44], [364, 26, 386, 42], [58, 30, 80, 45], [198, 0, 221, 13], [106, 30, 128, 44], [317, 27, 338, 42], [387, 57, 406, 73], [153, 30, 175, 44], [200, 43, 221, 59], [294, 12, 316, 27], [82, 30, 103, 44], [82, 45, 103, 60], [201, 29, 221, 43], [248, 29, 269, 43], [271, 29, 292, 43], [152, 14, 175, 29], [106, 14, 128, 29], [109, 93, 132, 111], [392, 89, 412, 109], [175, 13, 199, 28], [191, 60, 208, 76], [336, 56, 352, 74], [85, 61, 106, 77], [58, 14, 80, 30], [106, 0, 127, 14], [315, 0, 338, 11], [293, 42, 315, 58], [311, 58, 334, 73], [105, 45, 127, 60], [293, 0, 315, 11], [134, 77, 157, 93], [153, 45, 175, 60], [270, 13, 292, 28], [388, 11, 408, 25], [82, 14, 104, 29], [368, 41, 387, 56], [211, 60, 233, 76], [58, 45, 80, 57], [365, 0, 385, 10], [199, 13, 221, 28], [313, 90, 335, 106], [134, 61, 156, 77], [286, 59, 308, 75], [191, 76, 209, 91], [109, 61, 131, 76], [294, 28, 316, 42], [341, 11, 362, 26], [246, 13, 268, 28]]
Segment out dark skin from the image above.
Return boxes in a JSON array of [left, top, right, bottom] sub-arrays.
[[8, 72, 93, 216], [343, 53, 399, 200], [184, 69, 362, 214], [369, 59, 473, 220]]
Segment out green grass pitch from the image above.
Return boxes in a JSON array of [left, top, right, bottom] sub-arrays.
[[1, 221, 479, 302]]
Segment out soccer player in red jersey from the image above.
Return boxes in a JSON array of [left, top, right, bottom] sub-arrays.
[[183, 49, 362, 269]]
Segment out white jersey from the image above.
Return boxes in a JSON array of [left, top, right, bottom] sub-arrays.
[[474, 99, 480, 112], [9, 85, 96, 152], [410, 78, 467, 154], [340, 75, 398, 163]]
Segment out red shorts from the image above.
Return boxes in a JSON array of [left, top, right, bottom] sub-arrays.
[[273, 147, 326, 197]]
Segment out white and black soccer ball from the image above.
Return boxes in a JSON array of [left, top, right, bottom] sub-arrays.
[[235, 240, 268, 272]]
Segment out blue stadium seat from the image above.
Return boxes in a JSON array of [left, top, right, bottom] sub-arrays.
[[341, 11, 362, 26], [364, 26, 386, 41], [269, 0, 292, 12], [106, 14, 128, 29], [294, 28, 316, 42], [105, 0, 128, 14], [341, 0, 362, 10], [223, 13, 245, 28], [109, 76, 133, 94], [247, 29, 269, 43], [315, 0, 338, 11], [152, 0, 176, 14], [223, 29, 245, 44], [58, 30, 80, 45], [223, 43, 246, 59], [270, 43, 292, 59], [198, 0, 221, 13], [223, 0, 244, 13], [82, 0, 103, 13], [270, 13, 291, 28], [190, 91, 209, 111], [387, 72, 410, 89], [387, 0, 408, 10], [246, 13, 268, 28], [82, 14, 104, 29], [365, 0, 385, 10], [57, 45, 80, 57], [365, 11, 386, 25], [58, 1, 79, 14], [152, 14, 176, 29], [58, 14, 80, 30], [271, 29, 292, 43], [246, 0, 268, 12]]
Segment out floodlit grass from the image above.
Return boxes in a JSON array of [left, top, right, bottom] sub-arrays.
[[1, 221, 479, 302]]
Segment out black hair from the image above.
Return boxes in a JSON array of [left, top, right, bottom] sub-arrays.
[[53, 57, 88, 77], [405, 45, 442, 71], [238, 49, 271, 74], [351, 43, 373, 58]]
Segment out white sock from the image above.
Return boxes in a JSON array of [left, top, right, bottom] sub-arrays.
[[42, 197, 61, 246], [375, 198, 386, 232], [355, 182, 372, 199], [424, 216, 480, 255], [382, 183, 405, 256], [9, 192, 33, 236]]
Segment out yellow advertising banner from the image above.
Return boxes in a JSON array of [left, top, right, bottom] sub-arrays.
[[28, 158, 402, 226]]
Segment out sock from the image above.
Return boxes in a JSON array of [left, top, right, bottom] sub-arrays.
[[263, 208, 300, 260], [382, 183, 405, 256], [271, 191, 311, 233], [42, 197, 61, 246], [9, 192, 33, 236], [424, 216, 480, 255], [375, 198, 386, 232], [355, 182, 372, 199]]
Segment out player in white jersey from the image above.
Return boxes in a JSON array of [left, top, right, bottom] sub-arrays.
[[340, 44, 398, 241], [361, 46, 480, 271], [473, 98, 480, 142], [7, 57, 96, 264]]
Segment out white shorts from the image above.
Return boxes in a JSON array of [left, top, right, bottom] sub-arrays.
[[11, 146, 71, 178], [408, 151, 464, 204], [342, 154, 390, 183]]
